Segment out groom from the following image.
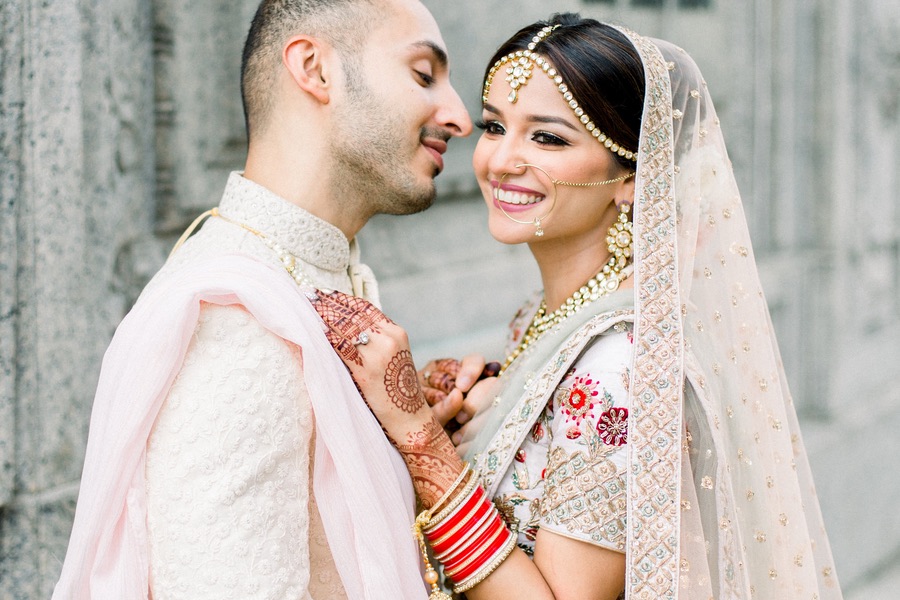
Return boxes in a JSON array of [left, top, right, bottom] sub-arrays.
[[53, 0, 474, 597]]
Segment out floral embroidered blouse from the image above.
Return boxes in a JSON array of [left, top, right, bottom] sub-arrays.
[[492, 312, 635, 556]]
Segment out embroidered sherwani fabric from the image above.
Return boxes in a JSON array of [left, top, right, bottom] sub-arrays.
[[53, 173, 428, 599], [146, 173, 370, 599], [466, 26, 842, 600]]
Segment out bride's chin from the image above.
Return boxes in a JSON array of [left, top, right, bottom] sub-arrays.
[[487, 218, 536, 246]]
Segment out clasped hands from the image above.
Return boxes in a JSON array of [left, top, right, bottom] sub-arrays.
[[310, 290, 499, 445]]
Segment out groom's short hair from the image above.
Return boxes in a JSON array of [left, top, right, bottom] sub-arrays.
[[240, 0, 381, 139]]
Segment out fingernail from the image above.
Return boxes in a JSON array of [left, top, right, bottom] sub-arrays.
[[452, 432, 462, 445], [456, 412, 470, 424]]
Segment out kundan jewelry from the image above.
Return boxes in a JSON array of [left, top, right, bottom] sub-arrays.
[[496, 165, 635, 238], [501, 263, 633, 373], [501, 204, 635, 373], [607, 202, 634, 271], [554, 172, 635, 187], [483, 24, 637, 162]]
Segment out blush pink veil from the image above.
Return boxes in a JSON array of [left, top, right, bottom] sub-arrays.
[[620, 28, 843, 599]]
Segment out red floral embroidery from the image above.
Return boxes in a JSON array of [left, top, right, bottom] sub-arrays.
[[565, 426, 582, 440], [597, 407, 628, 446], [530, 422, 544, 443], [559, 375, 599, 424], [515, 449, 526, 463]]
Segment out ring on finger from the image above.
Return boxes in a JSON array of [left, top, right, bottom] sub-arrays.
[[354, 331, 370, 346]]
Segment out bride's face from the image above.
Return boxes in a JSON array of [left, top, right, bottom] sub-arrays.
[[473, 65, 630, 248]]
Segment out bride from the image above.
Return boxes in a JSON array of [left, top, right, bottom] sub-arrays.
[[314, 13, 843, 599]]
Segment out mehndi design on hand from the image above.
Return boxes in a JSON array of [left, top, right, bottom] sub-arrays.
[[385, 350, 426, 414], [311, 290, 392, 366], [395, 417, 463, 508]]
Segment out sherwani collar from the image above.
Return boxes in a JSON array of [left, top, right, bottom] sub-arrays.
[[218, 171, 352, 274]]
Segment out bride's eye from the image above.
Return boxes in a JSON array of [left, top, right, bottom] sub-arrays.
[[475, 120, 506, 135], [533, 131, 569, 146]]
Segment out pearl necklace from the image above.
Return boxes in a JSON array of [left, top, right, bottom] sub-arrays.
[[501, 263, 634, 374], [212, 208, 313, 287]]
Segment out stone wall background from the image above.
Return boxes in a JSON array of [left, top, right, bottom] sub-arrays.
[[1, 0, 898, 597]]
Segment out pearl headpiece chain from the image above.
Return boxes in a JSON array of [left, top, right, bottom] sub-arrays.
[[482, 25, 637, 163]]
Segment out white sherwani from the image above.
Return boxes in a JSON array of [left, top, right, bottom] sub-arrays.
[[53, 173, 426, 600], [146, 173, 377, 599]]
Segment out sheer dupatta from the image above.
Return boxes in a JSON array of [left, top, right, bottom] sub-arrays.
[[623, 29, 841, 599]]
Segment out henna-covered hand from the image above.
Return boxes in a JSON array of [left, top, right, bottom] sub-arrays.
[[309, 290, 430, 433], [309, 291, 466, 508], [384, 350, 425, 414], [395, 417, 465, 509], [310, 290, 392, 366]]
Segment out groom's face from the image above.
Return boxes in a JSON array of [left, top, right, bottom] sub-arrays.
[[329, 0, 473, 216]]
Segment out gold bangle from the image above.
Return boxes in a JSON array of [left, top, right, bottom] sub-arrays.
[[426, 472, 480, 531], [452, 530, 518, 593], [428, 463, 471, 518]]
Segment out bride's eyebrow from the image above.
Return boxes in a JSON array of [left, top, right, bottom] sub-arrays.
[[483, 103, 579, 132], [527, 115, 579, 132]]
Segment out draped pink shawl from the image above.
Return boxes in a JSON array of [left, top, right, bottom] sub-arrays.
[[53, 255, 426, 599]]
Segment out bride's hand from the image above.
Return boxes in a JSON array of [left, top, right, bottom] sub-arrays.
[[310, 290, 466, 507], [309, 290, 431, 435]]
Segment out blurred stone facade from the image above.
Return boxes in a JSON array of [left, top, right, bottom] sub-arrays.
[[1, 0, 898, 597]]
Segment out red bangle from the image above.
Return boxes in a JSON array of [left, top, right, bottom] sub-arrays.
[[442, 512, 503, 571], [431, 500, 492, 556], [434, 503, 496, 561], [426, 486, 485, 539], [447, 524, 511, 582], [427, 489, 487, 552], [452, 530, 517, 593]]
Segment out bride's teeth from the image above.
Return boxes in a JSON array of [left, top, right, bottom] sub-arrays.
[[496, 188, 542, 205]]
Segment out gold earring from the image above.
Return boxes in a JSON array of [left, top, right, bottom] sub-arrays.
[[606, 202, 633, 271], [495, 164, 558, 237]]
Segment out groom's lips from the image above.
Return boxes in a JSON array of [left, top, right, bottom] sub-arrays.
[[421, 139, 447, 173]]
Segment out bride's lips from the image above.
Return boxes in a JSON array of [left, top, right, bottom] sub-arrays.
[[490, 180, 546, 213], [421, 139, 447, 173]]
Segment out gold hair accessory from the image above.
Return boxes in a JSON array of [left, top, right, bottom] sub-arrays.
[[496, 163, 557, 237], [483, 25, 637, 162]]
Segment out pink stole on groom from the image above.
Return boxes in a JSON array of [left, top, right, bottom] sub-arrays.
[[52, 254, 426, 599]]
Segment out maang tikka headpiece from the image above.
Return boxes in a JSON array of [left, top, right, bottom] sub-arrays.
[[483, 24, 637, 163]]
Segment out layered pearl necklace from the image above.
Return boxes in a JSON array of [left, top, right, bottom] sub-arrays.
[[501, 263, 634, 374]]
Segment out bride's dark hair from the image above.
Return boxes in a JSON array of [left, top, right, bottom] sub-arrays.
[[483, 13, 645, 170]]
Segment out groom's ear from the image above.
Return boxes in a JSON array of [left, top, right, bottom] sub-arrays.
[[282, 35, 334, 105]]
